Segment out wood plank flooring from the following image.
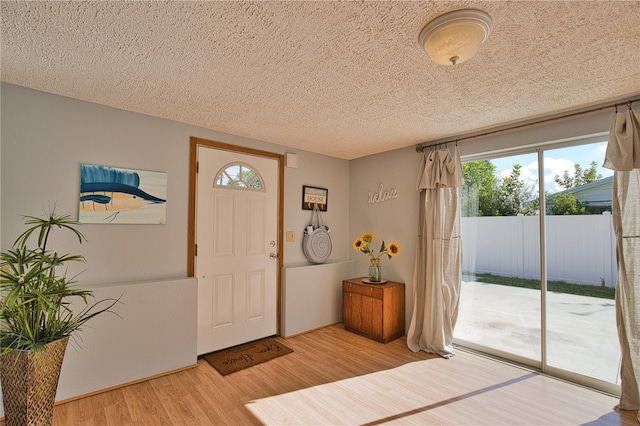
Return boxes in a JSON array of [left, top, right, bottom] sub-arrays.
[[26, 324, 639, 425]]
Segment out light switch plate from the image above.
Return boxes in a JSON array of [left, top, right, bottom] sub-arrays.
[[286, 231, 295, 242]]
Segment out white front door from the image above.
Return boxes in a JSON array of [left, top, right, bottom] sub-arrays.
[[195, 146, 279, 355]]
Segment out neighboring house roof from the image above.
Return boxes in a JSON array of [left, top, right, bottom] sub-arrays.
[[548, 176, 613, 207]]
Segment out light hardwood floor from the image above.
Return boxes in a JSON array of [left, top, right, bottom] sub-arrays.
[[34, 324, 638, 425]]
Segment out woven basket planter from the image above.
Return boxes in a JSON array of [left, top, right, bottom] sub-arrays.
[[1, 337, 69, 426]]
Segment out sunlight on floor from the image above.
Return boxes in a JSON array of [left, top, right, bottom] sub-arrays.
[[246, 351, 622, 425]]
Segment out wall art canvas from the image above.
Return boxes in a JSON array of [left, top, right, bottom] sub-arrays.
[[79, 164, 167, 224]]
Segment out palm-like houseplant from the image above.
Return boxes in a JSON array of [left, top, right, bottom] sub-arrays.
[[0, 209, 118, 425]]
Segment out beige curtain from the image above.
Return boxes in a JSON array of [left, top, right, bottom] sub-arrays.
[[407, 146, 463, 358], [603, 106, 640, 422]]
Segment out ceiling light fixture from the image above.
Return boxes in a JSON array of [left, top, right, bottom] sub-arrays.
[[418, 9, 493, 66]]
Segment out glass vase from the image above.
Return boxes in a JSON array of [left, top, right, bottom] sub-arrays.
[[368, 259, 382, 282]]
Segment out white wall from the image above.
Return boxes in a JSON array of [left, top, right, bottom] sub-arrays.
[[57, 278, 197, 401], [281, 260, 354, 337], [456, 106, 616, 158], [282, 151, 350, 266], [0, 83, 351, 414], [0, 83, 351, 283], [1, 81, 627, 412], [349, 147, 422, 326]]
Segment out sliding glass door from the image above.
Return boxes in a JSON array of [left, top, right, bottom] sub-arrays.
[[455, 140, 621, 392], [543, 144, 620, 386], [456, 152, 541, 363]]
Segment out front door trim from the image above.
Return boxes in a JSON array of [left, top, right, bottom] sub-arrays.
[[188, 137, 284, 335]]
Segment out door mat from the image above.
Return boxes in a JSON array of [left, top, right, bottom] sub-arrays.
[[202, 337, 293, 376]]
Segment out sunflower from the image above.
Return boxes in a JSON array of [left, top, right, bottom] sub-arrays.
[[361, 232, 374, 243], [387, 242, 401, 257], [353, 232, 400, 261]]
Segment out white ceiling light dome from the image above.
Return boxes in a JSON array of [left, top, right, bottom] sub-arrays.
[[419, 9, 493, 66]]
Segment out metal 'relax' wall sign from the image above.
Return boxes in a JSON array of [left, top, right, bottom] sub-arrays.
[[368, 183, 398, 204]]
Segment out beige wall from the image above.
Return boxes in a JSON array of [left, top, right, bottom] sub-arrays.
[[0, 81, 621, 414], [0, 83, 352, 414], [0, 83, 351, 285], [349, 147, 421, 323]]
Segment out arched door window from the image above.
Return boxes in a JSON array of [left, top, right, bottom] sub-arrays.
[[214, 162, 265, 191]]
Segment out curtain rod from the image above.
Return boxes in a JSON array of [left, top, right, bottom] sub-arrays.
[[415, 95, 640, 153]]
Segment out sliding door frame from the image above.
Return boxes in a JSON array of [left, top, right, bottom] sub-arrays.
[[456, 135, 620, 396]]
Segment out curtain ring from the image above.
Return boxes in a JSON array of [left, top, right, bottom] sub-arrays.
[[628, 102, 633, 110]]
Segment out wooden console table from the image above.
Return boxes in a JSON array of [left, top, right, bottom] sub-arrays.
[[342, 278, 405, 343]]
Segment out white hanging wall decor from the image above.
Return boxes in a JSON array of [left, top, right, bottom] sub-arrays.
[[368, 183, 398, 204]]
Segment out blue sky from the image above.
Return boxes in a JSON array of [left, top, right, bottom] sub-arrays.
[[490, 141, 612, 194]]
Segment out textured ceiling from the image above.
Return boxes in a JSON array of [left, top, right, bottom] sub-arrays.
[[1, 1, 639, 160]]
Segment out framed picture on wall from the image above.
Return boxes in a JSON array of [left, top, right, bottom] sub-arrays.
[[79, 164, 167, 224], [302, 185, 328, 211]]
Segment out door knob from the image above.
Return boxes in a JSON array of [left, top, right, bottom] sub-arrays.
[[270, 252, 279, 259]]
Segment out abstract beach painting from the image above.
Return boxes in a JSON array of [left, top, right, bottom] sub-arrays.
[[79, 164, 167, 224]]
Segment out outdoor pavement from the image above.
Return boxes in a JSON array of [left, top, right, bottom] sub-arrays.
[[455, 280, 621, 385]]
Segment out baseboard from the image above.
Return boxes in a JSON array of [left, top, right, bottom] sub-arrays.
[[280, 322, 342, 339], [55, 363, 198, 406]]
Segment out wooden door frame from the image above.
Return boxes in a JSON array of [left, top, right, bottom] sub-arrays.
[[188, 136, 285, 335]]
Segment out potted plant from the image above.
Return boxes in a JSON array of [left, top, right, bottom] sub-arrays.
[[0, 208, 118, 425]]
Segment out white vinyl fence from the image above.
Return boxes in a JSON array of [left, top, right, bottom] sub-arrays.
[[461, 213, 617, 287]]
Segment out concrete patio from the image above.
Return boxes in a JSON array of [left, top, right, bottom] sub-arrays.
[[456, 280, 621, 385]]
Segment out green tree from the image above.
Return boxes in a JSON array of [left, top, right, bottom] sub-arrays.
[[461, 161, 498, 216], [462, 161, 537, 216], [548, 193, 587, 215], [495, 164, 537, 216], [549, 161, 603, 215], [554, 161, 602, 190]]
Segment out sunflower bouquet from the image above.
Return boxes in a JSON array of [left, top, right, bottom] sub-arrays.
[[352, 232, 400, 261]]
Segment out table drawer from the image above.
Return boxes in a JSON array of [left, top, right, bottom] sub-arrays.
[[343, 281, 383, 299]]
